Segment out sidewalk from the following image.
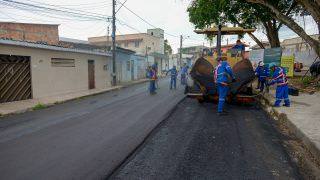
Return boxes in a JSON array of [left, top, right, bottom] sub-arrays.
[[0, 79, 149, 116], [258, 87, 320, 165]]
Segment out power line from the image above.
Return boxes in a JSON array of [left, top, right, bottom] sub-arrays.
[[0, 0, 111, 21]]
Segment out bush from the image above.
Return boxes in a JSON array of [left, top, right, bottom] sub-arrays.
[[32, 103, 47, 110], [300, 76, 314, 86]]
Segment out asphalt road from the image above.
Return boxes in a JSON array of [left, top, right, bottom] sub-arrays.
[[110, 98, 301, 180], [0, 78, 185, 180]]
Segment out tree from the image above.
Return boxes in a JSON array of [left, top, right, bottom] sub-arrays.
[[187, 0, 298, 48], [164, 39, 173, 55], [246, 0, 320, 57]]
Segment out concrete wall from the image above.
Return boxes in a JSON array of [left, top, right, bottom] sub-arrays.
[[131, 54, 147, 80], [0, 22, 59, 45], [0, 45, 112, 99]]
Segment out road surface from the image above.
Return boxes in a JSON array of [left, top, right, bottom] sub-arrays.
[[0, 78, 185, 180], [110, 98, 301, 180]]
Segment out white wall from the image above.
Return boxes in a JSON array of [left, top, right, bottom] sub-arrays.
[[0, 45, 112, 98]]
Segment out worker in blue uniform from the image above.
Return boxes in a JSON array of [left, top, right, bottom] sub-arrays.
[[166, 66, 178, 90], [255, 61, 270, 92], [268, 63, 290, 107], [232, 39, 245, 59], [148, 66, 157, 95], [180, 63, 189, 85], [214, 58, 236, 116]]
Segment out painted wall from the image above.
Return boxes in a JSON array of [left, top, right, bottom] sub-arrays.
[[0, 45, 112, 99]]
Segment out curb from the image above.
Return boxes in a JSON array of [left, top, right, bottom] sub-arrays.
[[257, 92, 320, 179], [0, 79, 149, 118]]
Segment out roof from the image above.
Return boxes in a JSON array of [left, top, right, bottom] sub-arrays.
[[0, 39, 111, 57], [0, 21, 60, 26], [195, 27, 255, 35], [59, 37, 89, 44]]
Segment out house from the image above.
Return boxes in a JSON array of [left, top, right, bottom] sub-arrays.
[[0, 38, 113, 103], [88, 28, 165, 72], [0, 22, 146, 103]]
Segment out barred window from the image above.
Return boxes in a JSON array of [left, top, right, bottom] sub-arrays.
[[51, 58, 75, 67]]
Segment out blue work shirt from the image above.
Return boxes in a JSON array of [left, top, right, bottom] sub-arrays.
[[181, 66, 188, 75], [255, 65, 270, 81], [167, 68, 178, 78], [214, 61, 235, 85], [232, 44, 245, 51], [269, 67, 288, 86]]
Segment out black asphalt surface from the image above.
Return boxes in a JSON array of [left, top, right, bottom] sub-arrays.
[[110, 98, 301, 180], [0, 78, 185, 180]]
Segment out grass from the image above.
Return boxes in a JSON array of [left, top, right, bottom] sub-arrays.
[[300, 76, 314, 86], [32, 103, 47, 110]]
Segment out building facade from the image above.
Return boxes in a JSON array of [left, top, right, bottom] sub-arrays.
[[88, 28, 164, 56], [0, 22, 148, 103], [0, 39, 112, 103]]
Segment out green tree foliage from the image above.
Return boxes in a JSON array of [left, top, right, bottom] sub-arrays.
[[187, 0, 298, 48], [247, 0, 320, 57]]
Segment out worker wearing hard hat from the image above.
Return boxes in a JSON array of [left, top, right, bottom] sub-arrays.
[[255, 61, 270, 92], [214, 57, 236, 116], [268, 63, 290, 107]]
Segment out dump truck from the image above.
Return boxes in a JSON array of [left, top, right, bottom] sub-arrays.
[[185, 26, 258, 104]]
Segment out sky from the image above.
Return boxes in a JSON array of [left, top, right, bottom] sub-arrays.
[[0, 0, 319, 53]]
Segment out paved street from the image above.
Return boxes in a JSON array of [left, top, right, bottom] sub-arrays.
[[0, 78, 185, 180], [110, 98, 301, 180]]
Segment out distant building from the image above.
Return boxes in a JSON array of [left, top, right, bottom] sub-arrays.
[[88, 28, 165, 73], [178, 45, 209, 63], [88, 28, 164, 56], [281, 34, 319, 52]]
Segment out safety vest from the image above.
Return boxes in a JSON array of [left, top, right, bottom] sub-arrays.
[[273, 67, 288, 86]]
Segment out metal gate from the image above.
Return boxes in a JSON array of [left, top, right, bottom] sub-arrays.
[[0, 54, 32, 103]]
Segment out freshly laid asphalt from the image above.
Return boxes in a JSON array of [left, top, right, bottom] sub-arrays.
[[0, 78, 185, 180], [110, 98, 301, 180]]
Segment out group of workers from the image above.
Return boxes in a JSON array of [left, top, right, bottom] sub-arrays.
[[255, 61, 290, 107], [148, 39, 290, 115], [147, 63, 189, 94], [214, 58, 290, 116]]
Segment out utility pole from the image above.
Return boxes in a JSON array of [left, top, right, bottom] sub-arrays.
[[179, 35, 183, 69], [112, 0, 117, 86]]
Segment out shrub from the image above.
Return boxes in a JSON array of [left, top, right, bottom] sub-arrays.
[[32, 103, 47, 110]]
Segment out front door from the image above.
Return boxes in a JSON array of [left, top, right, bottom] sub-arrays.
[[88, 60, 95, 89], [131, 60, 134, 81]]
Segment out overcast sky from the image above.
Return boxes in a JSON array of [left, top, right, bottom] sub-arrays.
[[0, 0, 318, 53]]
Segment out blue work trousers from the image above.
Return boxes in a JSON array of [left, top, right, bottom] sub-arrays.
[[274, 85, 290, 107], [149, 80, 156, 94], [217, 84, 229, 113], [259, 78, 267, 92], [170, 77, 177, 89]]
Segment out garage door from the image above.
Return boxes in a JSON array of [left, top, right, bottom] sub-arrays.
[[0, 54, 32, 103]]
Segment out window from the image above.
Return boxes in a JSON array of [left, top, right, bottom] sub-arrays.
[[126, 61, 131, 71], [51, 58, 75, 67], [124, 42, 128, 47], [135, 41, 140, 47]]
